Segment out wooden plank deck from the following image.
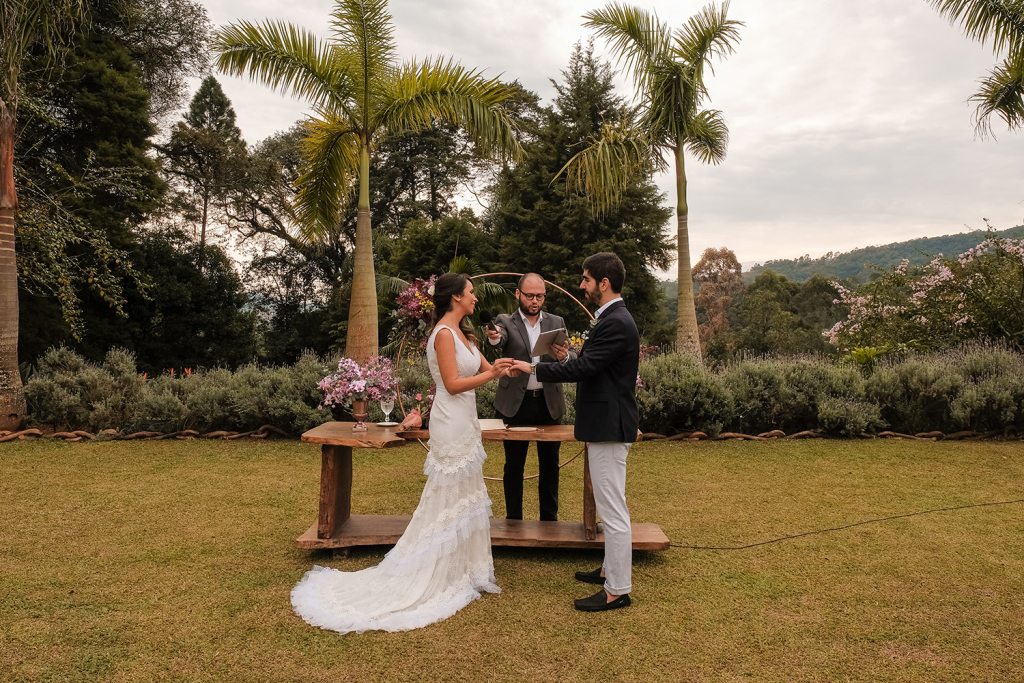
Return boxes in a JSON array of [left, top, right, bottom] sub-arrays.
[[295, 516, 670, 551]]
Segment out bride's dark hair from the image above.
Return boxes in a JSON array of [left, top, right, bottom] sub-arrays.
[[430, 272, 479, 345]]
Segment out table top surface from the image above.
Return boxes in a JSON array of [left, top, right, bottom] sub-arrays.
[[301, 422, 408, 448], [301, 422, 578, 446]]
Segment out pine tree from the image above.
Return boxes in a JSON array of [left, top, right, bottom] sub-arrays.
[[487, 42, 673, 338], [161, 76, 246, 264]]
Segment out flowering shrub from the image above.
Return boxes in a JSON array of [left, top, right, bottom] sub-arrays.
[[388, 276, 437, 350], [826, 234, 1024, 353]]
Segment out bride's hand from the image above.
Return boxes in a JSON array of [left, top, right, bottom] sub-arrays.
[[487, 357, 512, 379]]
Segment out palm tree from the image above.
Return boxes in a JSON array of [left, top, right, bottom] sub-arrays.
[[928, 0, 1024, 137], [1, 0, 87, 430], [558, 2, 742, 358], [213, 0, 523, 363]]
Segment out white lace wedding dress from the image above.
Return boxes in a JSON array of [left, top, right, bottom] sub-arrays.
[[291, 324, 500, 633]]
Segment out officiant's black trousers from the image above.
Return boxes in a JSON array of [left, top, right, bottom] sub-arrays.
[[500, 393, 560, 522]]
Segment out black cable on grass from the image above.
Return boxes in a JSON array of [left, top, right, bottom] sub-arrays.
[[670, 498, 1024, 550]]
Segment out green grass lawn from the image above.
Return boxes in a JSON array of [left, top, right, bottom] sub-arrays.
[[2, 437, 1023, 682]]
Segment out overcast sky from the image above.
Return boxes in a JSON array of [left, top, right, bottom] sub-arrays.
[[196, 0, 1024, 272]]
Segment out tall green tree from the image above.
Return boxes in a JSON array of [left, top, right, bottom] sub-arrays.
[[161, 76, 246, 264], [487, 43, 673, 338], [929, 0, 1024, 137], [1, 0, 87, 429], [212, 0, 523, 362], [559, 1, 742, 358]]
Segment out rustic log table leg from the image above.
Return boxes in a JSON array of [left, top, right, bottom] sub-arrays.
[[317, 444, 353, 538], [583, 443, 597, 540]]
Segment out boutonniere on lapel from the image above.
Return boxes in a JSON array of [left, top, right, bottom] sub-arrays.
[[589, 317, 600, 329]]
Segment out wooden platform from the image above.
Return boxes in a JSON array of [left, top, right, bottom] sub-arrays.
[[295, 516, 670, 551]]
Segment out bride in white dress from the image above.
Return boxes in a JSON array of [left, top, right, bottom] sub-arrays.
[[291, 273, 515, 634]]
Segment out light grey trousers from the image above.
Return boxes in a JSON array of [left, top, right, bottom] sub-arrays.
[[588, 441, 632, 594]]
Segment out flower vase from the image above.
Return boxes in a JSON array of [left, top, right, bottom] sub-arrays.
[[352, 399, 369, 431]]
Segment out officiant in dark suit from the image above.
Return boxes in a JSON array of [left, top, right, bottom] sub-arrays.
[[486, 273, 576, 521]]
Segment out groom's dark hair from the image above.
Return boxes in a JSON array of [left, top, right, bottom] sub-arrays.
[[583, 252, 625, 293]]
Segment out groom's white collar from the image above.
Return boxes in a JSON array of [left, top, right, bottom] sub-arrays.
[[594, 297, 623, 320]]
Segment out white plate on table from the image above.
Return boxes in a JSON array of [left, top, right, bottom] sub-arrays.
[[377, 422, 400, 427], [507, 426, 539, 432]]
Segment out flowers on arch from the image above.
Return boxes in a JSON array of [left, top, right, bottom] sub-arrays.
[[389, 275, 437, 349], [318, 356, 398, 408]]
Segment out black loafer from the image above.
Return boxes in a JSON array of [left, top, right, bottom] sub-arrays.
[[574, 589, 631, 612], [575, 567, 605, 585]]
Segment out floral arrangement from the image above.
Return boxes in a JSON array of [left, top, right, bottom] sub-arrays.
[[318, 356, 397, 408], [567, 331, 587, 355], [389, 276, 437, 349]]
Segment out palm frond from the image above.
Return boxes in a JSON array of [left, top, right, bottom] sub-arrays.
[[213, 19, 355, 115], [447, 254, 482, 276], [331, 0, 398, 122], [672, 1, 743, 77], [684, 109, 729, 164], [376, 273, 408, 296], [2, 0, 86, 109], [555, 117, 659, 215], [642, 61, 700, 141], [582, 2, 672, 90], [472, 280, 517, 311], [293, 117, 362, 243], [971, 49, 1024, 136], [928, 0, 1024, 55], [377, 57, 524, 162]]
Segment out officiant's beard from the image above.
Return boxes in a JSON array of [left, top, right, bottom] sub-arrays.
[[518, 297, 542, 317]]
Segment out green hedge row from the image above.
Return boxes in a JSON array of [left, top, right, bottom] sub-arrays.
[[24, 344, 1024, 437], [637, 344, 1024, 436]]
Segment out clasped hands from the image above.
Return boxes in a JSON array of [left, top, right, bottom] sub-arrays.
[[488, 358, 533, 378]]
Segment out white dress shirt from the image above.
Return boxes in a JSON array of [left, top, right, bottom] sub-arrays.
[[594, 296, 623, 320], [520, 309, 544, 390]]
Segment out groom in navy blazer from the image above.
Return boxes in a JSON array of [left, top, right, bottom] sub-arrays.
[[530, 252, 640, 612]]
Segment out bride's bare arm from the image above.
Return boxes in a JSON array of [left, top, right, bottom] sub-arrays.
[[435, 328, 509, 395]]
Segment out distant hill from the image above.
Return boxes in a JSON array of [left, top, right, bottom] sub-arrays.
[[743, 226, 1024, 284]]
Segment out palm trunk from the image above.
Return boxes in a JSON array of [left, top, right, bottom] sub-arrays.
[[0, 112, 27, 430], [674, 140, 701, 359], [346, 140, 379, 363]]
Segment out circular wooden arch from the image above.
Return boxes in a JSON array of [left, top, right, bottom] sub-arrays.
[[395, 272, 593, 481]]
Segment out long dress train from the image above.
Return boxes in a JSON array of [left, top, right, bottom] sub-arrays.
[[290, 324, 499, 633]]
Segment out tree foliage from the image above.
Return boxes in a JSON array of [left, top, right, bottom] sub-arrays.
[[212, 0, 523, 361], [486, 42, 673, 339], [159, 76, 246, 260], [827, 234, 1024, 354], [559, 1, 743, 355], [693, 246, 745, 352]]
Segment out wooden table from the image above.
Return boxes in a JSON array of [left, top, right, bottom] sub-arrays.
[[295, 422, 669, 551]]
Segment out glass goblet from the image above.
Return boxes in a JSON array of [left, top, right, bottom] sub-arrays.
[[380, 395, 396, 424]]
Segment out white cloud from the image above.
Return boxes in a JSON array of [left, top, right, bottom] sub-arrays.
[[197, 0, 1024, 272]]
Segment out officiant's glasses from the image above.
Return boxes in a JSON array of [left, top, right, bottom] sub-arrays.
[[520, 293, 545, 301]]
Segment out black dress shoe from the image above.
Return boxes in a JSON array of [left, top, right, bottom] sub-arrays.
[[575, 567, 605, 585], [574, 589, 631, 612]]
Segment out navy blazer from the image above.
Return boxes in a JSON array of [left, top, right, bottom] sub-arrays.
[[534, 300, 640, 443]]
